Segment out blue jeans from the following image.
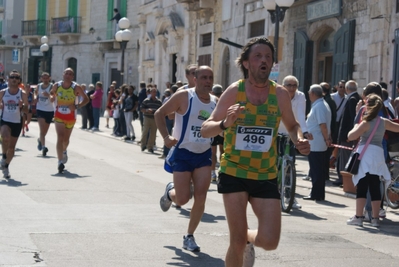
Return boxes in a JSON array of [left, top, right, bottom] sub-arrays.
[[93, 107, 100, 128]]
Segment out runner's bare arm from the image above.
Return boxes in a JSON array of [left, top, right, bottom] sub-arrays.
[[21, 90, 29, 114], [154, 90, 188, 148]]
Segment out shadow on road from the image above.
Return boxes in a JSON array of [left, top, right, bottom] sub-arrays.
[[284, 209, 328, 221], [0, 178, 28, 187], [51, 171, 90, 179], [177, 208, 226, 223], [164, 246, 224, 266]]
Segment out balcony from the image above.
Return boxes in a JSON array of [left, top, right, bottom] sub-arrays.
[[51, 16, 82, 42], [21, 20, 51, 43], [176, 0, 213, 10]]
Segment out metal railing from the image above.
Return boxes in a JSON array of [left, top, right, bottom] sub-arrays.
[[21, 20, 50, 36], [51, 16, 81, 34]]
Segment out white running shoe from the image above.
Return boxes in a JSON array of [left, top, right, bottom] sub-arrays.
[[371, 218, 380, 227], [292, 199, 302, 209], [347, 215, 363, 226], [160, 182, 174, 212], [183, 235, 200, 252], [242, 243, 255, 267], [2, 167, 10, 179]]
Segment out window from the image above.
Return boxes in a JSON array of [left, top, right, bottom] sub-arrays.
[[200, 33, 212, 47], [198, 54, 211, 67], [397, 0, 399, 13], [249, 20, 265, 38]]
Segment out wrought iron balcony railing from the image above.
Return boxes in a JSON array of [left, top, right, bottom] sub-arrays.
[[21, 20, 50, 36]]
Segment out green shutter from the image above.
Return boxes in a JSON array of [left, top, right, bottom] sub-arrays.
[[68, 0, 79, 33], [92, 73, 100, 84], [331, 19, 356, 86], [293, 30, 313, 114], [107, 0, 114, 40], [37, 0, 47, 35], [68, 0, 78, 17], [120, 0, 127, 17]]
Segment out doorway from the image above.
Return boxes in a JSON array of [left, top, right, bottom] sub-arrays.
[[316, 31, 334, 85]]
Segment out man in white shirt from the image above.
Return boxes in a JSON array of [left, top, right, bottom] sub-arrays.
[[278, 75, 307, 209]]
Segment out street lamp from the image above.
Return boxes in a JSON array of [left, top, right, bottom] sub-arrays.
[[263, 0, 294, 63], [115, 17, 132, 86], [40, 35, 49, 72]]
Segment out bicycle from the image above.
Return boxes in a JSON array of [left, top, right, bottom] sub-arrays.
[[385, 155, 399, 209], [276, 133, 296, 213]]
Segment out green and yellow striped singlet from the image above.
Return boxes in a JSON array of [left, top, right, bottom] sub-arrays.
[[220, 79, 281, 180]]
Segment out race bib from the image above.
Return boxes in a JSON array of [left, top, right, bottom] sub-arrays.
[[189, 125, 208, 144], [58, 105, 71, 114], [235, 125, 273, 152], [39, 96, 49, 104], [5, 102, 18, 113]]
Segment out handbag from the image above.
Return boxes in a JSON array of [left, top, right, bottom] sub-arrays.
[[343, 116, 381, 175]]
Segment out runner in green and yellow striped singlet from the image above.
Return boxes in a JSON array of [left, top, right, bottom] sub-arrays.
[[201, 37, 310, 267], [220, 79, 281, 180]]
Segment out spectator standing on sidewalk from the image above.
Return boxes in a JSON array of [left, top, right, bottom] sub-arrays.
[[304, 84, 331, 201], [278, 75, 307, 208], [85, 84, 95, 130], [334, 81, 361, 186], [123, 85, 138, 141], [140, 87, 162, 153], [346, 94, 396, 227], [104, 83, 116, 129], [0, 70, 29, 179], [90, 82, 104, 131], [79, 83, 88, 129], [138, 82, 147, 130], [34, 72, 54, 156]]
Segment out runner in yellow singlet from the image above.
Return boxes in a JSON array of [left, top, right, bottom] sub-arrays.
[[50, 68, 89, 173], [201, 37, 310, 267]]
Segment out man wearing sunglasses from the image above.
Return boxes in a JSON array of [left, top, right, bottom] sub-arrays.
[[0, 71, 29, 179]]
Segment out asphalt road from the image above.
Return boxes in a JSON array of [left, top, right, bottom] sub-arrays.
[[0, 115, 398, 266]]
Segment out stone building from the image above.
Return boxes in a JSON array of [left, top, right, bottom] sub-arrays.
[[20, 0, 140, 97], [12, 0, 399, 106], [0, 0, 25, 77]]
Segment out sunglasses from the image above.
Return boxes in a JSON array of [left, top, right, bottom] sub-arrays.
[[285, 84, 297, 87], [9, 76, 20, 79]]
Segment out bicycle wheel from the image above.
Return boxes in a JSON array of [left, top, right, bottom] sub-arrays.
[[385, 182, 399, 209], [280, 160, 296, 213]]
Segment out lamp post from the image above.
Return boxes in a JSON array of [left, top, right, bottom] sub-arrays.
[[40, 35, 49, 73], [115, 17, 132, 87], [263, 0, 294, 64]]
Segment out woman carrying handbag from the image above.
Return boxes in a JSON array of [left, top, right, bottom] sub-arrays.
[[346, 94, 399, 227]]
